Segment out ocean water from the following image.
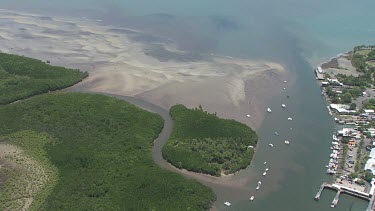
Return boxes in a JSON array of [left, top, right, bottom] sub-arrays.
[[2, 0, 375, 210]]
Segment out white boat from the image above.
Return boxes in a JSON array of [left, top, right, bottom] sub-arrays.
[[284, 140, 290, 145], [287, 117, 293, 121], [250, 196, 255, 201], [246, 114, 251, 118], [281, 104, 286, 108], [224, 202, 231, 206], [283, 87, 286, 90], [256, 181, 262, 190], [263, 171, 267, 176], [284, 80, 287, 83], [274, 132, 279, 136], [268, 143, 274, 147], [263, 161, 267, 165], [267, 108, 272, 113], [247, 145, 254, 149], [265, 168, 269, 171]]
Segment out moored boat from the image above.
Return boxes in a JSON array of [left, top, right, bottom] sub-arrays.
[[256, 181, 262, 190]]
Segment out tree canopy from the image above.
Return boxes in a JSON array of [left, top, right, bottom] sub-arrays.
[[0, 53, 88, 104], [163, 104, 258, 176]]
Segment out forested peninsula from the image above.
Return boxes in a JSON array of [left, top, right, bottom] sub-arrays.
[[0, 53, 215, 210], [0, 53, 88, 104]]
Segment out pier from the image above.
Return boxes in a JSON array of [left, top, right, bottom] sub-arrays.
[[314, 182, 327, 200], [315, 182, 375, 209], [331, 190, 341, 208]]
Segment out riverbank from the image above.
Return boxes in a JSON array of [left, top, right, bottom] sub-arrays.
[[0, 8, 297, 210], [313, 45, 375, 210]]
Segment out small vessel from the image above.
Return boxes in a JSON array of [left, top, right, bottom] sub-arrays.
[[283, 87, 286, 90], [263, 171, 267, 176], [284, 80, 287, 83], [263, 161, 267, 165], [247, 145, 254, 149], [267, 108, 272, 113], [250, 196, 255, 201], [284, 140, 290, 145], [246, 114, 251, 118], [287, 117, 293, 121], [268, 143, 274, 147], [265, 168, 269, 171], [224, 202, 231, 207], [256, 181, 262, 190], [274, 132, 279, 136], [281, 104, 286, 108]]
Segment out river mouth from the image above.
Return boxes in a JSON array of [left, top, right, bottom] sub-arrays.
[[2, 2, 375, 209]]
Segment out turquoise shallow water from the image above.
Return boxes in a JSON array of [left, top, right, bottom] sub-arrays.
[[2, 1, 375, 210]]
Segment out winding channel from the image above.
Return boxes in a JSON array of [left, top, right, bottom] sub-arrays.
[[66, 90, 241, 209]]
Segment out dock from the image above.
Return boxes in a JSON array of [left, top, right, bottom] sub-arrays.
[[315, 182, 374, 209], [331, 190, 341, 207], [314, 182, 327, 200]]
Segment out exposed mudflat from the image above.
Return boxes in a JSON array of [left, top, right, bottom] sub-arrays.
[[0, 9, 286, 129]]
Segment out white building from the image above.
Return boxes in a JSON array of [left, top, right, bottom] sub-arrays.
[[337, 128, 355, 137], [330, 104, 356, 114]]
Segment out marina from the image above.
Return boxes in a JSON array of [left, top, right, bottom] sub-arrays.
[[314, 48, 375, 210], [314, 182, 375, 210]]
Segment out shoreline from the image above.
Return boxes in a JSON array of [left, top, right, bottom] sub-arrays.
[[0, 8, 290, 209], [313, 46, 375, 210]]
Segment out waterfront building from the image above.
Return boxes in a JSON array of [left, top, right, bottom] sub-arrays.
[[330, 104, 355, 114], [337, 128, 355, 137], [315, 66, 325, 80]]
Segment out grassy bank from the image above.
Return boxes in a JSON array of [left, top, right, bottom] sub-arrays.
[[0, 131, 58, 211], [0, 53, 88, 104], [163, 104, 258, 176], [0, 93, 215, 210]]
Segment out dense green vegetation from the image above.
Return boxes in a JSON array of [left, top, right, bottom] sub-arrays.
[[163, 104, 258, 176], [344, 46, 375, 87], [0, 53, 88, 104], [363, 98, 375, 109], [0, 93, 215, 210]]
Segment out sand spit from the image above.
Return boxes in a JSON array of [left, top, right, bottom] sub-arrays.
[[0, 9, 286, 129]]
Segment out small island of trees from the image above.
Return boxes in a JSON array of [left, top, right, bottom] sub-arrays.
[[163, 104, 258, 176]]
